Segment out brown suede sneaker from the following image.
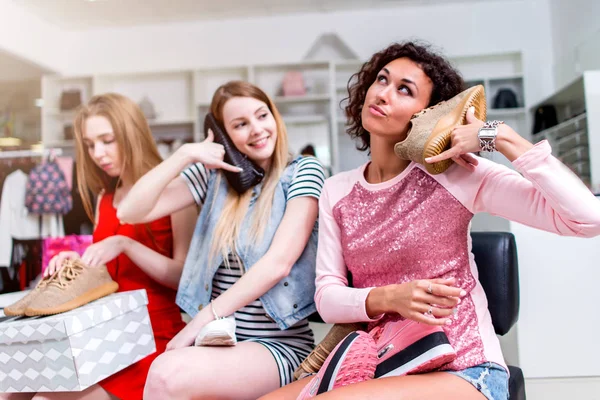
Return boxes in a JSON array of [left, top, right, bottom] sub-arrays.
[[294, 322, 366, 380], [394, 85, 487, 175], [3, 275, 54, 316], [24, 259, 119, 316]]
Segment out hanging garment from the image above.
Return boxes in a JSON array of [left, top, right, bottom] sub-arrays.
[[25, 159, 73, 215], [0, 158, 36, 203], [0, 170, 64, 267], [62, 161, 94, 235], [0, 238, 42, 294]]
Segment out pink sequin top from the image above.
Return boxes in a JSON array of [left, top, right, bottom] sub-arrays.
[[315, 141, 600, 372]]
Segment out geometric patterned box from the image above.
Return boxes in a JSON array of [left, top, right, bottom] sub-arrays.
[[0, 289, 155, 393]]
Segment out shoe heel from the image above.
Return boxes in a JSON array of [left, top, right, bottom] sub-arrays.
[[374, 330, 456, 378], [297, 331, 377, 399]]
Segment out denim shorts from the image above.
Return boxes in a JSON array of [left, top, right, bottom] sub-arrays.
[[446, 362, 509, 400]]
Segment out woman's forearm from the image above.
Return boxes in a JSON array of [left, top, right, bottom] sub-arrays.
[[118, 148, 193, 223], [365, 285, 391, 318], [120, 236, 184, 289], [496, 124, 534, 162]]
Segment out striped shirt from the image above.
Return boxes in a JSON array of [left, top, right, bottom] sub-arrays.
[[181, 156, 326, 207], [211, 255, 315, 385]]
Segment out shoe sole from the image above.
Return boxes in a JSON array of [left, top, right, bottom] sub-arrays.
[[24, 281, 119, 316], [374, 331, 456, 378], [422, 85, 487, 174], [3, 308, 24, 317], [196, 332, 237, 346]]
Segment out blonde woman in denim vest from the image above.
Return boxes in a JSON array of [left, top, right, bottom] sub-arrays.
[[118, 81, 326, 399]]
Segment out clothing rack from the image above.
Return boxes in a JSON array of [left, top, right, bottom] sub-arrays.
[[0, 148, 63, 159]]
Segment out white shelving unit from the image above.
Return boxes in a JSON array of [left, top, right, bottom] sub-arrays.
[[334, 60, 368, 173], [41, 63, 341, 172], [454, 53, 528, 172], [40, 52, 529, 177], [530, 71, 600, 192]]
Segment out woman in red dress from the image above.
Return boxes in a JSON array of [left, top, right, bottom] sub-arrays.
[[0, 93, 196, 400]]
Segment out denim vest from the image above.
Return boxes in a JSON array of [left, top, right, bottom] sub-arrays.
[[176, 157, 318, 330]]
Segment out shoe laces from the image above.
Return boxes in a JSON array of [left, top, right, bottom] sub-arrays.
[[369, 325, 384, 341], [411, 101, 445, 120], [302, 343, 331, 373], [48, 259, 85, 289]]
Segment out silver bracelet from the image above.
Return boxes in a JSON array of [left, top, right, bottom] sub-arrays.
[[478, 120, 504, 152], [210, 300, 221, 320]]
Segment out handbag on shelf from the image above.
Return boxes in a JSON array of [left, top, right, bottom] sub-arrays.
[[282, 71, 307, 97], [532, 105, 558, 134], [59, 90, 82, 111], [493, 88, 519, 109]]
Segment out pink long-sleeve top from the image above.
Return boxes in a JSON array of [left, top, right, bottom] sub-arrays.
[[315, 141, 600, 371]]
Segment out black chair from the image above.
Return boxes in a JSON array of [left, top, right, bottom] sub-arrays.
[[471, 231, 526, 400], [309, 231, 526, 399]]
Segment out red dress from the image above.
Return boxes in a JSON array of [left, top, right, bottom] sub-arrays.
[[93, 193, 186, 400]]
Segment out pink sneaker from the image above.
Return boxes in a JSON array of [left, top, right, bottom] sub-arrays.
[[297, 331, 377, 399], [370, 319, 456, 378]]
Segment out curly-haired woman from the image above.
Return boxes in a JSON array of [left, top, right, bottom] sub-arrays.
[[261, 41, 600, 400]]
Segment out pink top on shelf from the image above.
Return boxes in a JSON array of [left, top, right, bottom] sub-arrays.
[[315, 140, 600, 372]]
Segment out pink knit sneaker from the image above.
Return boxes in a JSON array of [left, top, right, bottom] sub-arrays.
[[370, 319, 456, 378], [297, 331, 378, 399]]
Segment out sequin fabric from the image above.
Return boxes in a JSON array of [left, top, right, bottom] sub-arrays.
[[332, 167, 487, 371]]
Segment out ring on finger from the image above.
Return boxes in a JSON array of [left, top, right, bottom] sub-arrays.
[[427, 305, 434, 315], [427, 282, 433, 294]]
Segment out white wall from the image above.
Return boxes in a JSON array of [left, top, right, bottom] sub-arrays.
[[0, 0, 557, 106], [549, 0, 600, 88], [511, 221, 600, 378], [60, 1, 554, 103]]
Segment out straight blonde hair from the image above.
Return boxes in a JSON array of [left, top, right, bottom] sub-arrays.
[[208, 81, 290, 268], [73, 93, 163, 222]]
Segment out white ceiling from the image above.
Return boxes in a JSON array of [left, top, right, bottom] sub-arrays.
[[12, 0, 492, 30]]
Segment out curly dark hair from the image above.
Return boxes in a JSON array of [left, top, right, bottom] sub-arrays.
[[345, 41, 465, 151]]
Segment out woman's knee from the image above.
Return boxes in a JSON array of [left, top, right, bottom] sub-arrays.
[[145, 353, 182, 398], [31, 394, 54, 400]]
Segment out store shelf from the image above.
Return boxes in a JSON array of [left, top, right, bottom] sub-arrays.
[[44, 140, 75, 148], [487, 108, 526, 117], [273, 94, 330, 104], [283, 115, 328, 125], [148, 118, 195, 126], [41, 52, 530, 176], [533, 112, 587, 141]]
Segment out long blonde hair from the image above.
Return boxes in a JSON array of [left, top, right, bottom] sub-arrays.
[[208, 81, 290, 267], [73, 92, 163, 222]]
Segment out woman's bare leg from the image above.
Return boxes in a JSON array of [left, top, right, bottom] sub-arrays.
[[314, 372, 486, 400], [144, 341, 281, 400], [0, 384, 116, 400], [258, 377, 312, 400]]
